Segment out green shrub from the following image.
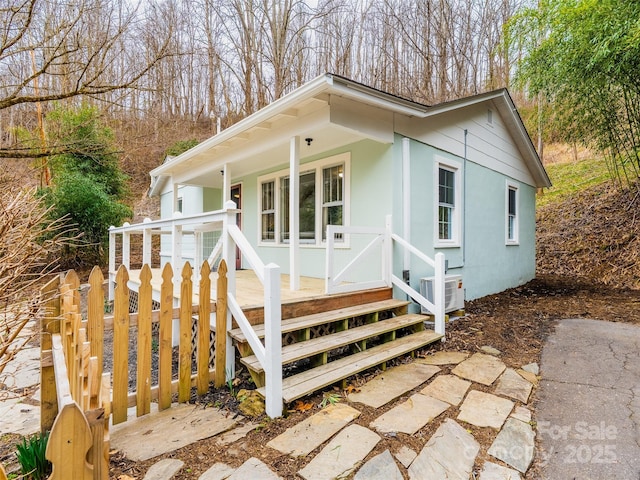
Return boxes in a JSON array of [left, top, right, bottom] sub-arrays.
[[15, 432, 51, 480]]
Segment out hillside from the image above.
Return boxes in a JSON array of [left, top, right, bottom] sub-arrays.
[[536, 152, 640, 290]]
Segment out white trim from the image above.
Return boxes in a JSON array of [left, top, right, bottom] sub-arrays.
[[257, 152, 351, 248], [434, 156, 463, 248], [506, 180, 520, 245], [289, 136, 300, 291]]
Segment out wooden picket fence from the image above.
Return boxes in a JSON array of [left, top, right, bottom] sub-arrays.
[[39, 261, 226, 480]]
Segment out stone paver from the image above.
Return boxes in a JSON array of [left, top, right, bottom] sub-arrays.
[[228, 457, 281, 480], [298, 424, 380, 480], [215, 422, 258, 446], [418, 351, 468, 365], [143, 459, 184, 480], [0, 401, 39, 435], [267, 403, 360, 457], [0, 347, 40, 390], [198, 463, 235, 480], [516, 368, 538, 386], [408, 419, 479, 480], [521, 362, 539, 375], [420, 374, 471, 406], [394, 446, 417, 468], [511, 406, 532, 424], [457, 390, 514, 429], [348, 363, 440, 408], [488, 418, 535, 473], [452, 353, 506, 386], [110, 403, 239, 461], [480, 345, 501, 356], [353, 450, 402, 480], [479, 461, 522, 480], [370, 394, 449, 435], [494, 368, 533, 403]]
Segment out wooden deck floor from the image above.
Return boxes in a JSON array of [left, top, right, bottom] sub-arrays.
[[126, 268, 327, 308]]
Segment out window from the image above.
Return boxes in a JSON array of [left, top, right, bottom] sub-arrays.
[[506, 183, 519, 244], [176, 196, 183, 213], [261, 180, 275, 241], [257, 153, 349, 245], [438, 168, 455, 240], [322, 165, 343, 240], [434, 159, 461, 247]]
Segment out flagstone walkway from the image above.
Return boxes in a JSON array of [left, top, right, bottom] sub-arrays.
[[0, 319, 537, 479], [138, 350, 537, 480]]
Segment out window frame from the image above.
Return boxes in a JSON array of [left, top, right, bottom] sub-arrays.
[[257, 152, 350, 247], [260, 180, 276, 242], [506, 181, 519, 245], [434, 158, 462, 248]]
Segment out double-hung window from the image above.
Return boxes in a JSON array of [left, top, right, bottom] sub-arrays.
[[506, 182, 519, 244], [258, 152, 349, 245], [322, 164, 343, 240], [261, 180, 275, 241], [435, 159, 461, 247]]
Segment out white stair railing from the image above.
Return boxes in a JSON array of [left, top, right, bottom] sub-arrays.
[[222, 202, 283, 418], [325, 216, 446, 336]]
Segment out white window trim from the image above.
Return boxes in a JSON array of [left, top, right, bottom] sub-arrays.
[[434, 157, 462, 248], [506, 180, 519, 245], [257, 152, 351, 248]]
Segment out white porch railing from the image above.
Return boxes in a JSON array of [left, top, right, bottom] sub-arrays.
[[325, 216, 446, 336], [108, 201, 283, 417]]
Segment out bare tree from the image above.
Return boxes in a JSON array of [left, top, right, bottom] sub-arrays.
[[0, 0, 172, 158]]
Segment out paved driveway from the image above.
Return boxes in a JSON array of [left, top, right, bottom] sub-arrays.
[[538, 318, 640, 479]]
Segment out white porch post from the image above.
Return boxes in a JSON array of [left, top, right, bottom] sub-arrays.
[[223, 200, 237, 380], [194, 230, 203, 285], [108, 226, 116, 301], [122, 224, 131, 270], [142, 218, 152, 267], [222, 163, 231, 204], [434, 252, 446, 336], [263, 263, 283, 417], [289, 136, 300, 291], [171, 214, 183, 347]]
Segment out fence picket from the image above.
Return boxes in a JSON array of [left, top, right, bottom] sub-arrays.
[[197, 262, 211, 395], [215, 260, 228, 388], [178, 262, 193, 403], [137, 265, 153, 416], [159, 263, 173, 410], [47, 402, 93, 480], [112, 265, 130, 425], [87, 267, 104, 388]]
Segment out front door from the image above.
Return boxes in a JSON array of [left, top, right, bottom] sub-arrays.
[[231, 184, 242, 269]]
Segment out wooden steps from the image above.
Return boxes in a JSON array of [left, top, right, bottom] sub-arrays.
[[229, 298, 410, 344], [257, 329, 443, 403], [240, 313, 426, 373]]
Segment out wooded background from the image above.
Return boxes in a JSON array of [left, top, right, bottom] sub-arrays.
[[0, 0, 529, 192]]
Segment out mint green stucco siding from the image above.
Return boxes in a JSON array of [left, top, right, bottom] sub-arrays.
[[392, 136, 536, 300], [231, 139, 393, 280]]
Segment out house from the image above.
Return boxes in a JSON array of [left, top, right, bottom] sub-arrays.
[[144, 73, 550, 301], [108, 74, 550, 416]]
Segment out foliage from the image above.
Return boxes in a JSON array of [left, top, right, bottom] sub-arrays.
[[509, 0, 640, 186], [165, 139, 199, 158], [41, 105, 132, 266], [15, 432, 51, 480], [44, 171, 131, 266], [537, 156, 610, 207], [0, 178, 76, 375], [319, 392, 341, 409]]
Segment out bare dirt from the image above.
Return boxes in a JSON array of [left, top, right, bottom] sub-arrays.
[[102, 273, 640, 480]]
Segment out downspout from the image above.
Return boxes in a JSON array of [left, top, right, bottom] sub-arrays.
[[462, 128, 467, 265], [402, 138, 411, 282]]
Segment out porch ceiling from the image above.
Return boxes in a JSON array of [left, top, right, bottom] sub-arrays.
[[177, 121, 366, 189]]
